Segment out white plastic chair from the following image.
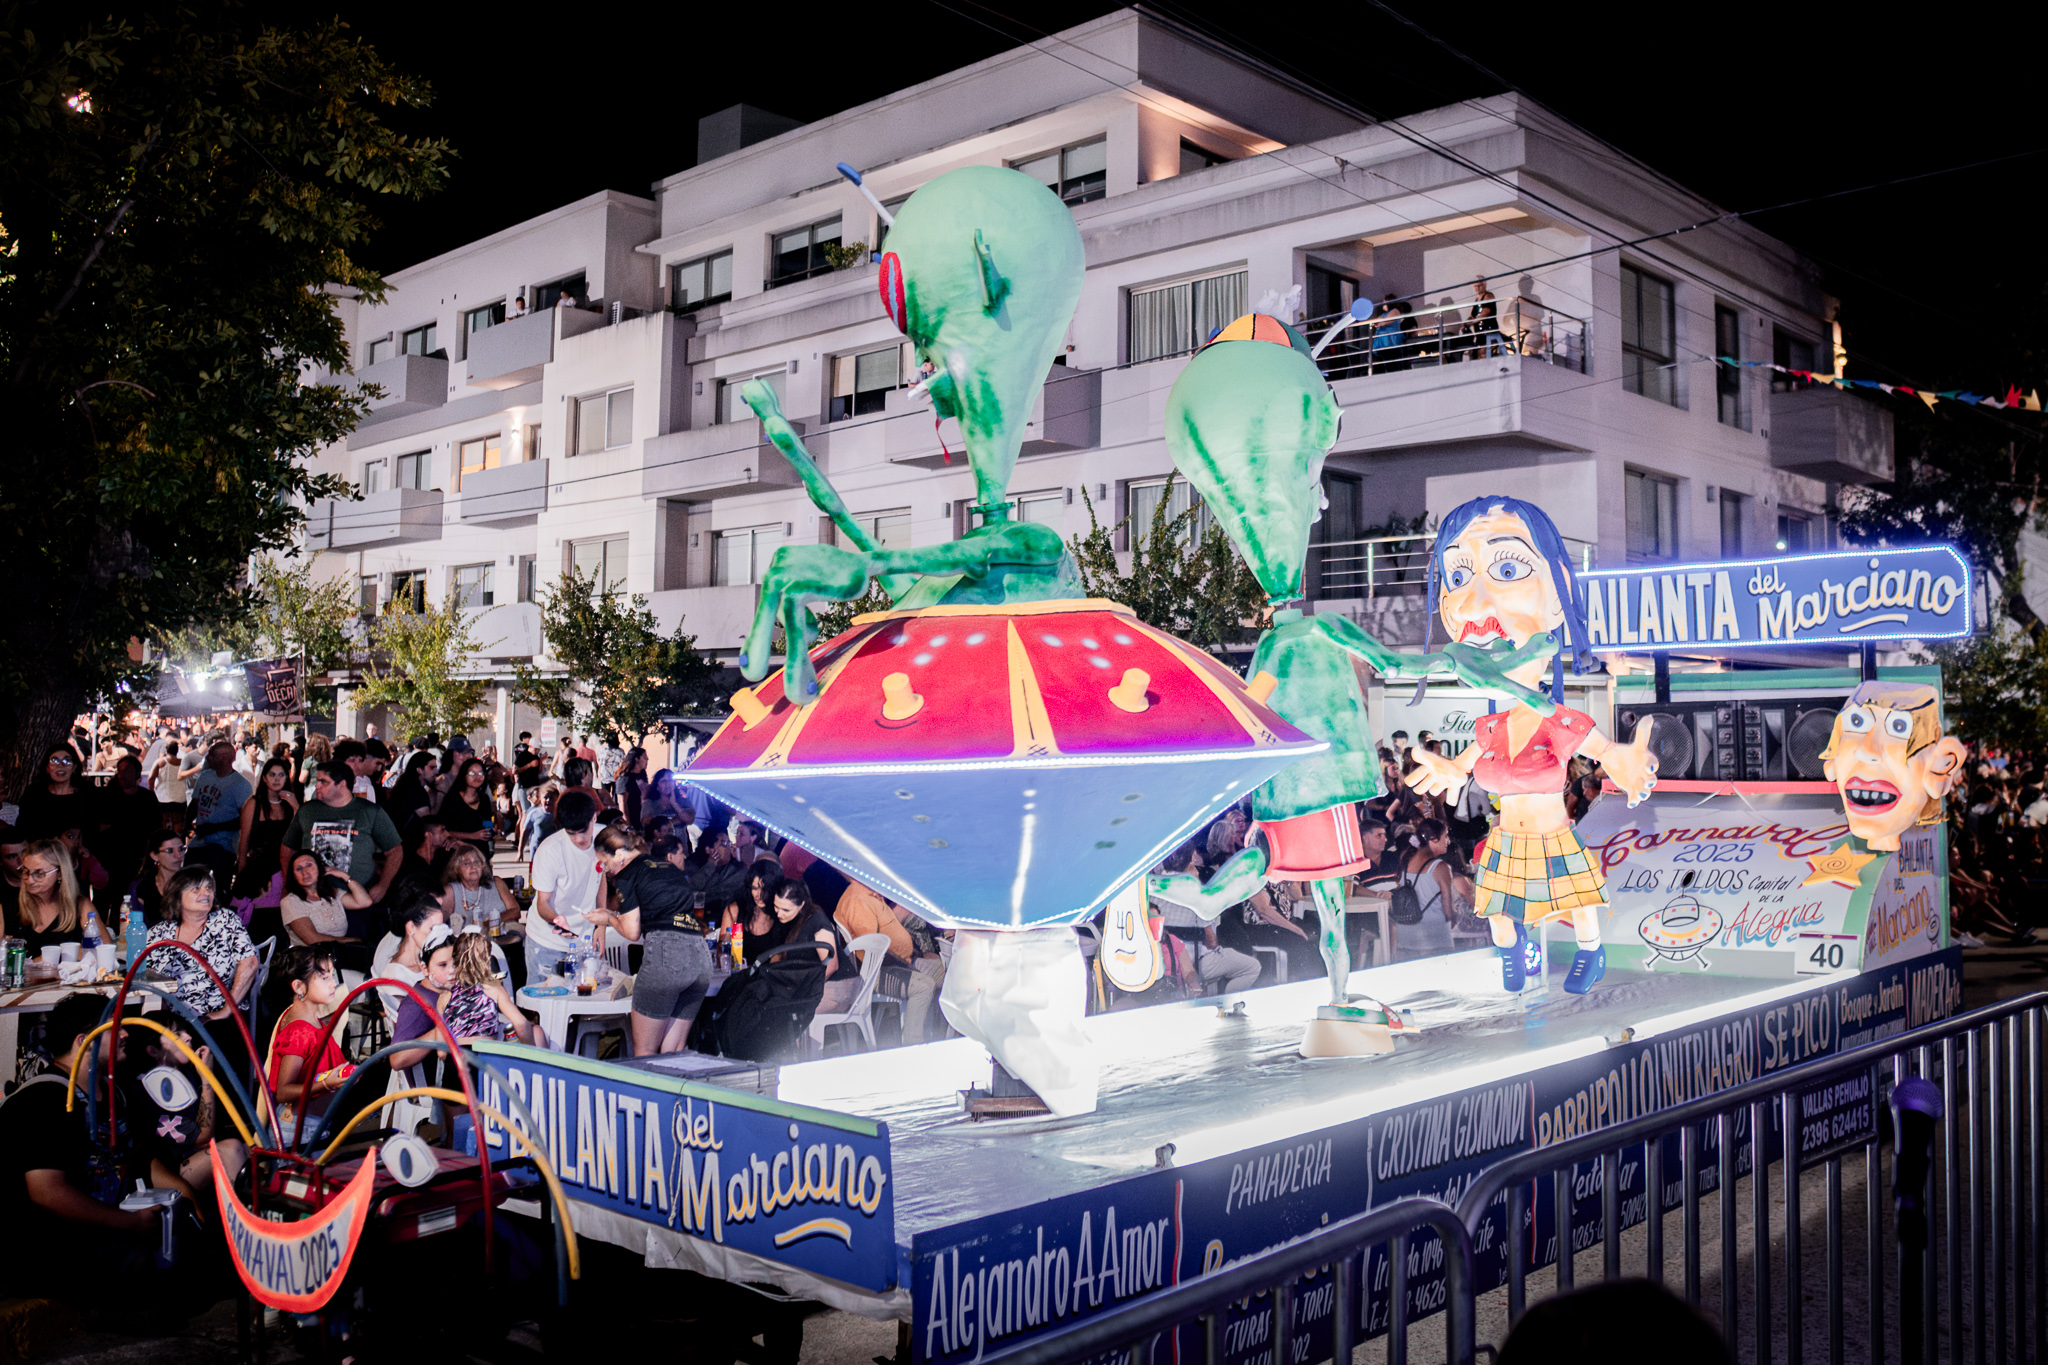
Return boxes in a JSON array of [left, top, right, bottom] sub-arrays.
[[807, 933, 890, 1054]]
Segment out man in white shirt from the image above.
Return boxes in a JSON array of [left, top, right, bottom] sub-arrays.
[[527, 791, 603, 980]]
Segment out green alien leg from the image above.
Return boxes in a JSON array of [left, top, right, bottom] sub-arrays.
[[1311, 878, 1351, 1007], [1148, 844, 1271, 920]]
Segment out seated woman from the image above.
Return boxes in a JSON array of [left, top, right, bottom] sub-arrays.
[[279, 852, 374, 975], [719, 856, 784, 962], [761, 880, 858, 1014], [439, 844, 516, 933], [389, 928, 538, 1070], [143, 867, 258, 1023], [267, 945, 355, 1137], [13, 839, 90, 958]]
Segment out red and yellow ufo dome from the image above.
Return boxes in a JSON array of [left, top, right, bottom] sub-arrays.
[[685, 599, 1324, 930]]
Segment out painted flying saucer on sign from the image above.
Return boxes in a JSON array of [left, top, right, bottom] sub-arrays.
[[1638, 894, 1721, 968], [686, 598, 1326, 930]]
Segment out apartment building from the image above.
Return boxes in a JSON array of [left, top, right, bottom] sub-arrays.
[[304, 8, 1889, 747]]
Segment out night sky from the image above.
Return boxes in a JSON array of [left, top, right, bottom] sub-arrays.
[[334, 0, 2044, 394]]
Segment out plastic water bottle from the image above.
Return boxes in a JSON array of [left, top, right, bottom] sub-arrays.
[[81, 908, 101, 955], [123, 895, 146, 967]]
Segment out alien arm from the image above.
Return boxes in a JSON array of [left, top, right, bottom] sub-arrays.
[[1148, 843, 1272, 922], [1307, 616, 1559, 713], [742, 379, 879, 554]]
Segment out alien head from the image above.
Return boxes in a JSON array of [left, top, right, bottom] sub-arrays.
[[882, 166, 1084, 513], [1162, 315, 1341, 601]]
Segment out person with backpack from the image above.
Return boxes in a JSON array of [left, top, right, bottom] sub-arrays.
[[1390, 819, 1459, 960]]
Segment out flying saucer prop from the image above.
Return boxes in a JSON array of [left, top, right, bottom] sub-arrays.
[[688, 599, 1326, 930], [1638, 895, 1721, 969]]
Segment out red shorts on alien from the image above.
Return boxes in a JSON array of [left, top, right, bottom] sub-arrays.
[[1256, 802, 1368, 880]]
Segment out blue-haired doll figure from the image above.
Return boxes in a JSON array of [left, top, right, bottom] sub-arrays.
[[1404, 496, 1659, 994]]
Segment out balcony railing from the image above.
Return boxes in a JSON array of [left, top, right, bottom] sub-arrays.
[[1306, 294, 1587, 379], [1311, 532, 1597, 599]]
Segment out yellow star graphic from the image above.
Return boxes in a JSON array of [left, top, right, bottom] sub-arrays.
[[1802, 841, 1880, 889]]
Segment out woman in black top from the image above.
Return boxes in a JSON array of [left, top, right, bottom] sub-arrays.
[[233, 758, 299, 900], [16, 746, 93, 842], [764, 880, 857, 1013], [126, 830, 186, 924], [384, 751, 438, 836], [438, 758, 495, 853], [593, 827, 711, 1056]]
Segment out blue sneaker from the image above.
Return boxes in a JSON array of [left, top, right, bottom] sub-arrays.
[[1563, 947, 1606, 995], [1500, 923, 1527, 992]]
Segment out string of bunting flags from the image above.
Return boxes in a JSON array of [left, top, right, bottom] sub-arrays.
[[1715, 356, 2042, 412]]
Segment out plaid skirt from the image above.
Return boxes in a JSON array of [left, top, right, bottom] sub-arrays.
[[1472, 827, 1607, 926]]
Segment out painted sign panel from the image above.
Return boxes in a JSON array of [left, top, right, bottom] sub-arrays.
[[908, 948, 1964, 1363], [215, 1140, 376, 1312], [1859, 826, 1949, 972], [1575, 792, 1883, 974], [468, 1041, 896, 1293], [1581, 545, 1971, 652]]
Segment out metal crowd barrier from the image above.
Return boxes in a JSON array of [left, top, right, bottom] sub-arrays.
[[968, 993, 2045, 1365]]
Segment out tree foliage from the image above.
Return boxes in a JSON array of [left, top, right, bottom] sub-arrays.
[[1067, 479, 1270, 650], [511, 568, 722, 745], [0, 7, 450, 792], [156, 558, 358, 675], [1915, 628, 2048, 754], [350, 594, 492, 740]]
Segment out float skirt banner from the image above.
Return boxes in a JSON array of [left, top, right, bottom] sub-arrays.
[[215, 1140, 376, 1312], [468, 1041, 895, 1293], [1581, 544, 1970, 651], [908, 948, 1964, 1364]]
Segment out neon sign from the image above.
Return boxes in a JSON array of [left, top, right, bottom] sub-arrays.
[[1581, 544, 1971, 651]]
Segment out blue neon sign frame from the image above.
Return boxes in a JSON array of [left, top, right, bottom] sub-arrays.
[[1579, 544, 1972, 652]]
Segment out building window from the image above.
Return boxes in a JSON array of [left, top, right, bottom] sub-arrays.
[[1772, 327, 1821, 392], [1619, 264, 1676, 406], [452, 563, 495, 609], [358, 576, 378, 617], [1127, 477, 1216, 547], [1179, 139, 1230, 175], [717, 369, 786, 424], [535, 274, 585, 311], [457, 433, 504, 484], [393, 451, 430, 490], [768, 217, 841, 288], [521, 423, 542, 462], [387, 570, 427, 614], [1305, 264, 1360, 322], [1012, 137, 1108, 206], [360, 459, 386, 495], [365, 335, 393, 367], [1128, 270, 1248, 364], [516, 555, 539, 603], [671, 251, 733, 313], [571, 536, 629, 592], [1714, 305, 1745, 429], [400, 322, 439, 358], [1776, 512, 1812, 553], [1624, 469, 1678, 563], [466, 302, 505, 338], [829, 344, 909, 421], [851, 508, 911, 550], [572, 387, 634, 454], [712, 526, 781, 587], [1718, 490, 1744, 558]]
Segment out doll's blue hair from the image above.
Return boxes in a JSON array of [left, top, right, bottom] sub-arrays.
[[1425, 495, 1593, 703]]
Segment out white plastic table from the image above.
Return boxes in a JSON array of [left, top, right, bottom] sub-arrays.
[[516, 984, 633, 1053]]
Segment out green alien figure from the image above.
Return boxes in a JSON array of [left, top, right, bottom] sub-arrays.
[[735, 162, 1087, 704], [1145, 314, 1559, 1041]]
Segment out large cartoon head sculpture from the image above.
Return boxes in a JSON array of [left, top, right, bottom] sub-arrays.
[[1162, 314, 1342, 602], [1426, 495, 1594, 702], [879, 165, 1085, 514], [1820, 681, 1968, 850]]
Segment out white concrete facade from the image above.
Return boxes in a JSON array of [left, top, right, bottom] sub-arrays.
[[299, 8, 1888, 744]]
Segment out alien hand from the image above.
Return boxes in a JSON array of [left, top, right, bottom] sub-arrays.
[[1404, 747, 1470, 804], [738, 544, 871, 703]]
